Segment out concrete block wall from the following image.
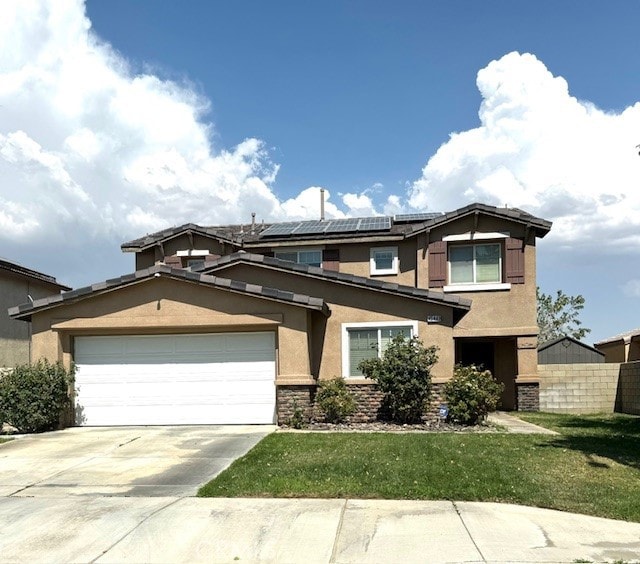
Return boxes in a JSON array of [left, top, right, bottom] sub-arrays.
[[538, 363, 621, 413], [616, 361, 640, 415]]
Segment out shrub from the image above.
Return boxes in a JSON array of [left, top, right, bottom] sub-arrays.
[[443, 364, 504, 425], [0, 360, 74, 433], [359, 335, 438, 424], [315, 377, 356, 423], [287, 400, 307, 429]]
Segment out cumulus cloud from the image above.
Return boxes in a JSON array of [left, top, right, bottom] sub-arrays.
[[410, 51, 640, 252], [0, 0, 283, 250]]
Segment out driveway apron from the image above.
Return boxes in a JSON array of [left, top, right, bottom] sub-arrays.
[[0, 425, 274, 497]]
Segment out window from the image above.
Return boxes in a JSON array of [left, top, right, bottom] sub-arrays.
[[449, 243, 501, 285], [274, 249, 322, 267], [342, 321, 417, 377], [370, 247, 398, 275]]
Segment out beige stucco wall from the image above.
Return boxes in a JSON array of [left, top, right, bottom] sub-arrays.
[[30, 277, 313, 381], [1, 271, 65, 367], [213, 263, 457, 381]]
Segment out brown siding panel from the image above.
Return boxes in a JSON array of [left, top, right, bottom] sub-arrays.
[[428, 241, 447, 288], [505, 237, 525, 284], [322, 249, 340, 272]]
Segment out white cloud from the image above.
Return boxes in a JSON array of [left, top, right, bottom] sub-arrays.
[[409, 51, 640, 252]]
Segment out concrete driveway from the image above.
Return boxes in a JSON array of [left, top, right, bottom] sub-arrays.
[[0, 425, 274, 497]]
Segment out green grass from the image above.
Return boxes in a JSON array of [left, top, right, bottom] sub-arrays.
[[199, 413, 640, 522]]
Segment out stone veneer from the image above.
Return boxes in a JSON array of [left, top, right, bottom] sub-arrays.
[[277, 382, 447, 425], [516, 383, 539, 411]]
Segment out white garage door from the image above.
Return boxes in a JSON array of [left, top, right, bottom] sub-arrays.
[[74, 332, 276, 426]]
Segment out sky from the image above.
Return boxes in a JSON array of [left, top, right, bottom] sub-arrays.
[[1, 0, 639, 343]]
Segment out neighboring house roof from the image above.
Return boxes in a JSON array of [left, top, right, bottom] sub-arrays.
[[0, 258, 70, 291], [120, 202, 552, 251], [594, 328, 640, 346], [537, 335, 603, 356], [198, 252, 473, 311], [9, 264, 330, 321]]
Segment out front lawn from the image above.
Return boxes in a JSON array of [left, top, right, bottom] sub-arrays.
[[198, 413, 640, 522]]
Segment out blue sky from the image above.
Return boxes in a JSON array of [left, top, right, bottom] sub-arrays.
[[1, 1, 640, 343]]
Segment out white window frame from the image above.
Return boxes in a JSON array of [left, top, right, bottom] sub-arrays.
[[370, 247, 399, 275], [444, 241, 511, 292], [274, 248, 323, 267], [341, 320, 418, 378]]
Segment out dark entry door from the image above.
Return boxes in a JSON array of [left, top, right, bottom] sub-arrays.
[[458, 341, 495, 374]]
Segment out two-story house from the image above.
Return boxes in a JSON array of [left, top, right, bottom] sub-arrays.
[[10, 202, 551, 426]]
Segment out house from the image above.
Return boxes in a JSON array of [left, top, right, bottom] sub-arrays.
[[0, 258, 69, 368], [9, 202, 552, 426], [538, 336, 604, 364], [594, 329, 640, 363]]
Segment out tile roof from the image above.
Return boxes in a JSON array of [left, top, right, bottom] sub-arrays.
[[594, 328, 640, 346], [9, 265, 330, 321], [0, 258, 70, 290], [199, 252, 472, 311], [120, 202, 552, 251]]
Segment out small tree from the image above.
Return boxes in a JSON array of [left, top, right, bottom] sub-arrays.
[[0, 360, 74, 433], [537, 287, 591, 343], [315, 377, 356, 423], [444, 364, 504, 425], [359, 335, 438, 424]]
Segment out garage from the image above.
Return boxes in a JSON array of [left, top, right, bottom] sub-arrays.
[[74, 332, 276, 426]]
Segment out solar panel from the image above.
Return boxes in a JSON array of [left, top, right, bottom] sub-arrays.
[[357, 217, 391, 231], [324, 218, 361, 233], [292, 221, 329, 235], [259, 222, 299, 237], [394, 212, 442, 223]]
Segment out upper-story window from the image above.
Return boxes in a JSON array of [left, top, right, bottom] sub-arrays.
[[370, 247, 398, 275], [449, 243, 501, 285], [274, 249, 322, 267]]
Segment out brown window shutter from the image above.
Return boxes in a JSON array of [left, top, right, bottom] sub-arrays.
[[428, 241, 447, 288], [322, 249, 340, 271], [505, 237, 525, 284]]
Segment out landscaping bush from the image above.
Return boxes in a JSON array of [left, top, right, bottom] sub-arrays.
[[359, 335, 438, 424], [444, 364, 504, 425], [0, 360, 74, 433], [315, 377, 356, 423]]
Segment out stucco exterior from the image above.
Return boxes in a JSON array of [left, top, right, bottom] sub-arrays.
[[0, 263, 68, 367]]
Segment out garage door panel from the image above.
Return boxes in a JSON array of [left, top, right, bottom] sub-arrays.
[[74, 333, 276, 426]]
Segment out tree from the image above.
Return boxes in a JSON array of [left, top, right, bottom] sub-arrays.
[[537, 287, 591, 344]]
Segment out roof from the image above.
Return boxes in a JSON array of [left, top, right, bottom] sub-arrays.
[[594, 328, 640, 346], [198, 252, 473, 311], [538, 335, 604, 356], [0, 258, 70, 291], [9, 265, 330, 321], [121, 202, 552, 251]]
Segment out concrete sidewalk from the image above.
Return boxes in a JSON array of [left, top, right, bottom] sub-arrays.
[[1, 496, 638, 563], [487, 411, 559, 434]]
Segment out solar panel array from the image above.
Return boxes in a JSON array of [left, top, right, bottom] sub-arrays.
[[394, 212, 443, 223], [260, 216, 392, 238]]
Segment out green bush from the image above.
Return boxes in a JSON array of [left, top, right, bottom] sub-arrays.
[[287, 400, 307, 429], [0, 360, 74, 433], [443, 364, 504, 425], [359, 335, 438, 424], [315, 377, 356, 423]]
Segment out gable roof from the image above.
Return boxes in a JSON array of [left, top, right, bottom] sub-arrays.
[[538, 335, 603, 356], [9, 264, 330, 321], [198, 252, 472, 311], [595, 328, 640, 346], [121, 202, 552, 252], [0, 258, 70, 291]]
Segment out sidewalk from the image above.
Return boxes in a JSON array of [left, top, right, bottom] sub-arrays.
[[487, 411, 559, 434], [1, 496, 639, 563]]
